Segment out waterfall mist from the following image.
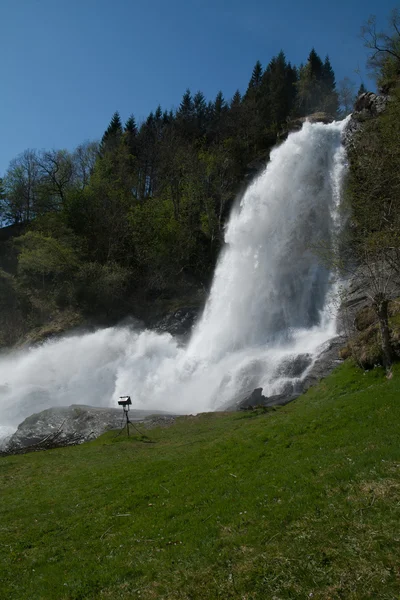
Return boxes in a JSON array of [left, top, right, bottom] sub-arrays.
[[0, 120, 348, 435]]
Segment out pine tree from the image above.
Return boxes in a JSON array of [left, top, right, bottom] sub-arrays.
[[322, 56, 336, 90], [124, 115, 137, 136], [162, 110, 170, 125], [230, 90, 242, 108], [154, 105, 162, 122], [321, 56, 339, 115], [124, 115, 137, 156], [214, 91, 228, 116], [178, 89, 194, 119], [308, 49, 324, 80], [100, 111, 123, 155], [246, 60, 263, 95], [296, 49, 338, 115]]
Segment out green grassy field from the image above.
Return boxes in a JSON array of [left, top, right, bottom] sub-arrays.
[[1, 362, 400, 599]]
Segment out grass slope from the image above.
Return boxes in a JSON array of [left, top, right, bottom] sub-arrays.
[[1, 362, 400, 600]]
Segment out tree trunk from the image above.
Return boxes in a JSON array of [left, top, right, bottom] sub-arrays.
[[373, 295, 394, 369]]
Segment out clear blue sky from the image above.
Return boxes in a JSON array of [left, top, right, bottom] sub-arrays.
[[0, 0, 397, 175]]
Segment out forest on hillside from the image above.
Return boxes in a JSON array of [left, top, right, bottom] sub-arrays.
[[0, 9, 399, 354]]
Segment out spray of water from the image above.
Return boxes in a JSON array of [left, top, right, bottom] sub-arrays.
[[0, 120, 348, 435]]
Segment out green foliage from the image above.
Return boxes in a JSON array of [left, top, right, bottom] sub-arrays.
[[362, 9, 400, 91], [15, 231, 79, 283], [296, 49, 339, 116], [0, 269, 34, 346], [346, 90, 400, 249], [1, 361, 400, 598], [76, 261, 132, 317]]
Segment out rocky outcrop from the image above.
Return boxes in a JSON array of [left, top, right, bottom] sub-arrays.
[[343, 92, 390, 146], [353, 92, 389, 116], [3, 405, 176, 454], [278, 112, 334, 141], [153, 307, 199, 338], [224, 340, 344, 411], [301, 337, 345, 392], [272, 353, 313, 379]]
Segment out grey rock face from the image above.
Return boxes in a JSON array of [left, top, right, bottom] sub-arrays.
[[272, 353, 312, 379], [154, 307, 199, 337], [301, 337, 345, 392], [225, 338, 344, 412], [4, 405, 175, 453], [354, 92, 388, 115], [343, 92, 389, 147]]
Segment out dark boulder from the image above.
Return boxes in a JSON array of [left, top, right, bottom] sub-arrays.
[[237, 388, 266, 409]]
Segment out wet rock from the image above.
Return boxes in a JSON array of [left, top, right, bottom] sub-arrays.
[[273, 353, 312, 378], [5, 405, 174, 452], [301, 337, 344, 392], [154, 307, 199, 337], [278, 112, 334, 141], [237, 388, 266, 409], [225, 386, 299, 411]]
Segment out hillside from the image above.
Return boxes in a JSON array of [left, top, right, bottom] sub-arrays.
[[1, 361, 400, 600]]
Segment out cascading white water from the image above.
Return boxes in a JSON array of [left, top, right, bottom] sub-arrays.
[[0, 119, 348, 437]]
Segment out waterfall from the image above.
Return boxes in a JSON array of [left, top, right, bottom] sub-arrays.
[[0, 119, 348, 435]]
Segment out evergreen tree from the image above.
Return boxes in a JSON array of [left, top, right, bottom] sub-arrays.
[[247, 60, 263, 92], [213, 91, 228, 116], [230, 90, 242, 108], [124, 115, 138, 156], [162, 110, 171, 125], [296, 49, 338, 115], [322, 56, 336, 90], [100, 111, 123, 155], [308, 48, 324, 80], [154, 105, 163, 122], [178, 89, 194, 119], [321, 56, 339, 115], [193, 91, 207, 134], [124, 115, 137, 136]]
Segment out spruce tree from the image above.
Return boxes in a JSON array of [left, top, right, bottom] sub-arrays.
[[247, 60, 263, 93], [178, 89, 194, 119], [321, 56, 339, 115], [193, 91, 207, 135], [230, 90, 242, 108], [154, 105, 162, 122], [101, 111, 123, 155], [322, 56, 336, 90], [124, 115, 137, 136], [214, 91, 227, 116], [308, 49, 324, 80], [124, 115, 137, 156]]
